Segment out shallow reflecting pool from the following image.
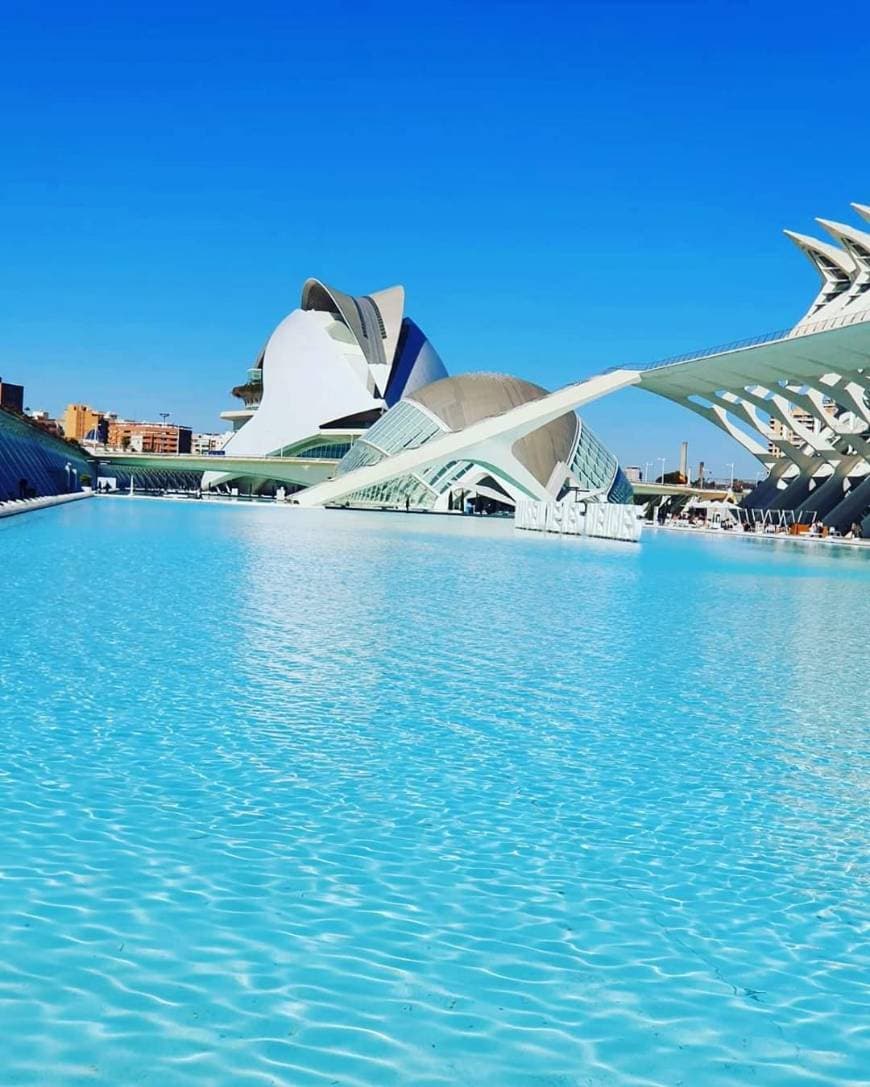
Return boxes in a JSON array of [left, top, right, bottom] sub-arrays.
[[1, 499, 868, 1086]]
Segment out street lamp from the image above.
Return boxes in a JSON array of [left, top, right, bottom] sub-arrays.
[[726, 462, 735, 489], [643, 460, 652, 483], [658, 456, 666, 483], [158, 413, 172, 457]]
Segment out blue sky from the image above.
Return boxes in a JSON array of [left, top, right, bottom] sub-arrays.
[[2, 0, 868, 479]]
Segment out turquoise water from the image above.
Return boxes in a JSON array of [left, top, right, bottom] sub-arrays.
[[1, 499, 868, 1086]]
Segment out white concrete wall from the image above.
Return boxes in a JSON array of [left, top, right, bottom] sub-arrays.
[[204, 309, 384, 488]]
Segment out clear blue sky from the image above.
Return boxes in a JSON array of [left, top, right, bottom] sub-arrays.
[[2, 0, 868, 478]]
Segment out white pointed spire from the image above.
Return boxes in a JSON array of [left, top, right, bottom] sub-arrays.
[[816, 218, 870, 265], [783, 229, 855, 280]]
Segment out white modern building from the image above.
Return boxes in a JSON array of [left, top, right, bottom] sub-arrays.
[[191, 431, 231, 456], [207, 278, 632, 511], [205, 278, 447, 493], [192, 200, 870, 530], [326, 372, 633, 511], [634, 201, 870, 531], [304, 202, 870, 528]]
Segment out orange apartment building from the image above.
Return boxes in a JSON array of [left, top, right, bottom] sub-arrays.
[[106, 420, 192, 454]]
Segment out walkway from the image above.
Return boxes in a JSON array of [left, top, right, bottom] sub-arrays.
[[96, 452, 338, 488], [0, 491, 92, 520]]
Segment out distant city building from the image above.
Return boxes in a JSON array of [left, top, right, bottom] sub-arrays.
[[767, 401, 836, 459], [624, 466, 642, 484], [26, 409, 64, 438], [191, 431, 230, 455], [0, 378, 25, 414], [107, 419, 192, 454], [63, 403, 104, 442]]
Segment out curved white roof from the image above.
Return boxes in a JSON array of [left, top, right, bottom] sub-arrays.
[[300, 278, 405, 390]]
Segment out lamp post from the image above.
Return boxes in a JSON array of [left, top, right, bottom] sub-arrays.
[[658, 456, 666, 484], [726, 462, 735, 489], [643, 461, 652, 483], [158, 412, 170, 456]]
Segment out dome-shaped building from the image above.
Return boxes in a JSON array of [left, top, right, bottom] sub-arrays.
[[332, 372, 633, 511]]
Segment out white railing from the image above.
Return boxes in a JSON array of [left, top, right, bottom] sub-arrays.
[[641, 306, 870, 371]]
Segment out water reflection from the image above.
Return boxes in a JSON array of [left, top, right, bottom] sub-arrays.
[[0, 500, 867, 1087]]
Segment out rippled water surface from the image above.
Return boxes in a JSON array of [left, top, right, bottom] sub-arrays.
[[1, 499, 869, 1086]]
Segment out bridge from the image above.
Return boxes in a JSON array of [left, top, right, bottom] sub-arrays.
[[96, 452, 340, 487]]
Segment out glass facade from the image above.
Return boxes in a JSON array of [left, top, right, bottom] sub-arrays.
[[333, 392, 635, 511], [0, 409, 92, 500], [335, 442, 383, 474], [335, 400, 449, 509], [568, 421, 617, 494], [338, 474, 438, 510], [338, 400, 442, 471], [565, 421, 634, 503], [607, 467, 635, 504], [273, 439, 352, 460]]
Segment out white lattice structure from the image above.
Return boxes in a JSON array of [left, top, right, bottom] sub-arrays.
[[636, 202, 870, 531]]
